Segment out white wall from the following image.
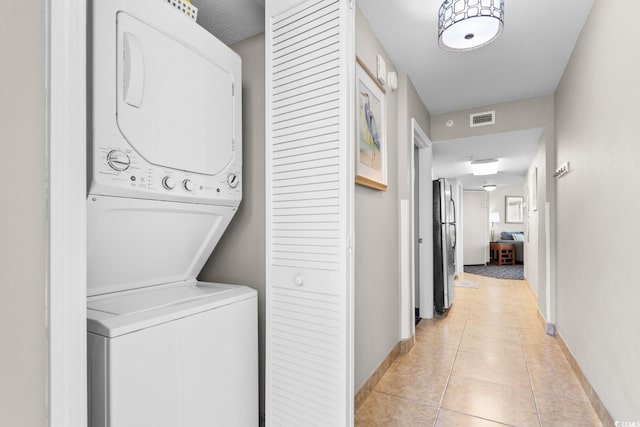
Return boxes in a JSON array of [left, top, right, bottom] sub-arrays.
[[399, 75, 432, 327], [524, 141, 545, 297], [463, 191, 488, 265], [199, 32, 266, 413], [554, 0, 640, 419], [354, 8, 431, 390], [0, 1, 47, 425], [431, 95, 555, 320], [354, 8, 400, 391], [431, 96, 554, 142], [489, 184, 525, 240]]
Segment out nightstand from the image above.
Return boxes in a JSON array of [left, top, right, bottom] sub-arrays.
[[489, 242, 515, 266]]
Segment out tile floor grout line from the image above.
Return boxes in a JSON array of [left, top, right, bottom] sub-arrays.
[[516, 308, 544, 427], [432, 407, 441, 427], [370, 389, 440, 409], [434, 291, 473, 422], [439, 407, 516, 426], [355, 273, 600, 426]]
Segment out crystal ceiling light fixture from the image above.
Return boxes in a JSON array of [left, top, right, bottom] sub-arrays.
[[470, 159, 498, 175], [438, 0, 505, 51]]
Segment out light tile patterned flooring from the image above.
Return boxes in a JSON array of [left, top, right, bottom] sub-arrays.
[[355, 273, 603, 426]]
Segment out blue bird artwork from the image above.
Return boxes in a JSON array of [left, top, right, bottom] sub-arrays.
[[359, 90, 382, 169]]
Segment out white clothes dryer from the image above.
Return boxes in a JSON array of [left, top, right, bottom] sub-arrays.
[[86, 1, 256, 425]]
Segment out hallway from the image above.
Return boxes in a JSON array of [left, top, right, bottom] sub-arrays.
[[355, 274, 602, 426]]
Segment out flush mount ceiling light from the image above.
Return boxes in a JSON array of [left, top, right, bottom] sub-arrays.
[[483, 184, 497, 192], [438, 0, 505, 51], [470, 159, 498, 175]]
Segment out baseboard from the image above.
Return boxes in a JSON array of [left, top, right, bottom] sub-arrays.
[[556, 332, 615, 427], [400, 335, 416, 354], [354, 337, 415, 412], [524, 281, 614, 426], [522, 277, 614, 425]]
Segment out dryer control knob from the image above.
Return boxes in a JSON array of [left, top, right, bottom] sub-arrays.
[[106, 150, 130, 171], [162, 176, 176, 190], [183, 179, 195, 192], [227, 173, 239, 188]]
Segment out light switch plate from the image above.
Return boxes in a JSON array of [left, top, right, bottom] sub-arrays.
[[376, 54, 387, 84], [388, 71, 398, 91]]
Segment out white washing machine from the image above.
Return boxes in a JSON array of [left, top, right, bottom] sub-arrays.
[[86, 1, 257, 426]]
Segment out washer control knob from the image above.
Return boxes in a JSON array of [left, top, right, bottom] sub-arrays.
[[162, 176, 176, 190], [227, 173, 239, 188], [183, 179, 195, 192], [106, 150, 130, 171]]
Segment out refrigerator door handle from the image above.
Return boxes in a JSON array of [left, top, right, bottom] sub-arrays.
[[450, 198, 456, 224], [452, 223, 457, 250]]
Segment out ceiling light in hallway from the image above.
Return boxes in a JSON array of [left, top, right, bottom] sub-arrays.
[[483, 184, 497, 191], [438, 0, 505, 51], [470, 159, 499, 175]]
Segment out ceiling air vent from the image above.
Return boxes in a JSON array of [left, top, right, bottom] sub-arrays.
[[470, 110, 495, 127]]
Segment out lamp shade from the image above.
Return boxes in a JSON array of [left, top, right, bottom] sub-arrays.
[[489, 211, 501, 223], [438, 0, 505, 51]]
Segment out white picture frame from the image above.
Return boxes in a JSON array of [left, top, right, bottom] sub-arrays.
[[530, 167, 538, 212], [505, 195, 524, 224], [355, 57, 387, 191]]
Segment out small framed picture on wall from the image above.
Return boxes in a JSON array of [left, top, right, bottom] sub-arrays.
[[505, 195, 524, 223], [355, 57, 387, 191], [530, 167, 538, 212]]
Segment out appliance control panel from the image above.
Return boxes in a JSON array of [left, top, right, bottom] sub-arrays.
[[89, 137, 241, 206]]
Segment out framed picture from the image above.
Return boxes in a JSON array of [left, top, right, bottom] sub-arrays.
[[530, 167, 538, 212], [505, 196, 524, 224], [355, 57, 387, 191]]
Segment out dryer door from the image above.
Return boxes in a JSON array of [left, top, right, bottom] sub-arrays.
[[116, 12, 235, 176]]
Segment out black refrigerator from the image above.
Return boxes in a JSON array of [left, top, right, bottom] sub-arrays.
[[433, 178, 456, 315]]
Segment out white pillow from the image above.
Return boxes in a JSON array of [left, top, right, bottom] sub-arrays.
[[512, 233, 525, 241]]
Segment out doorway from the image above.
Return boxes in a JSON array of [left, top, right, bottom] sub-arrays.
[[411, 119, 433, 321]]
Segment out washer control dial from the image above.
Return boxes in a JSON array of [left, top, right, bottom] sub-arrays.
[[227, 173, 239, 189], [183, 179, 195, 192], [162, 176, 176, 190], [106, 150, 130, 171]]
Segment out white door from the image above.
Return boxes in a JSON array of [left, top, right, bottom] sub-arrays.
[[463, 191, 489, 265], [265, 0, 354, 425], [411, 119, 433, 320]]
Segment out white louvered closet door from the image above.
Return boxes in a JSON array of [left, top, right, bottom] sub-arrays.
[[265, 0, 354, 425]]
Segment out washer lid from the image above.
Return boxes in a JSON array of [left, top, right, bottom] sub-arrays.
[[87, 195, 236, 297], [88, 282, 232, 316], [87, 281, 257, 338]]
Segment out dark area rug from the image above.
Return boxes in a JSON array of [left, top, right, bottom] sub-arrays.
[[464, 264, 524, 280]]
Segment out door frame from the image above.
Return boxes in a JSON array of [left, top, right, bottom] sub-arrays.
[[47, 1, 87, 425], [410, 119, 433, 321]]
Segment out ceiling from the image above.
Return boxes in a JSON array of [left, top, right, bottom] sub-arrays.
[[357, 0, 593, 190], [358, 0, 594, 115], [192, 0, 594, 191], [432, 128, 542, 189]]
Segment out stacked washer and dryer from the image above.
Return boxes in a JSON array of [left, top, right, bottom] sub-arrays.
[[86, 1, 257, 426]]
